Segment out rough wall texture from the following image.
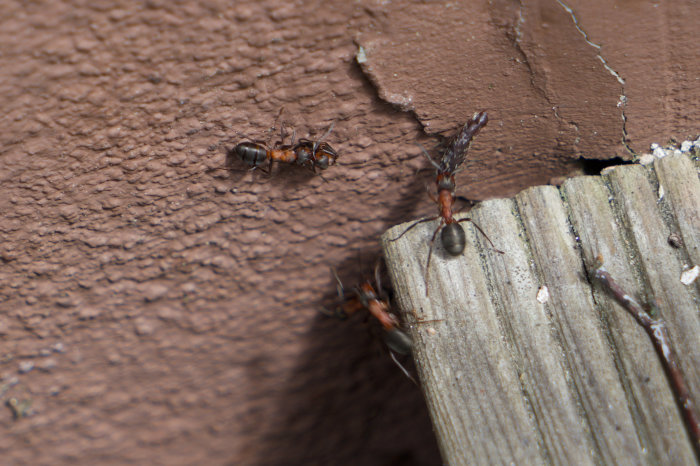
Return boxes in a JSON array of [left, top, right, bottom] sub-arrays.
[[0, 0, 696, 465]]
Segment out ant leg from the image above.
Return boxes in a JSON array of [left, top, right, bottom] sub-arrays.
[[407, 309, 440, 327], [389, 351, 418, 385], [317, 172, 329, 183], [454, 195, 475, 213], [389, 217, 437, 242], [319, 306, 342, 318], [331, 268, 346, 300], [276, 123, 295, 147], [423, 221, 443, 297], [273, 107, 285, 131], [374, 260, 393, 303], [267, 107, 286, 146], [374, 262, 383, 298], [426, 185, 438, 204], [456, 217, 504, 254], [319, 268, 348, 319], [278, 122, 286, 146]]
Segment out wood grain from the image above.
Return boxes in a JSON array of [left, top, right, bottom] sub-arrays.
[[382, 153, 699, 465]]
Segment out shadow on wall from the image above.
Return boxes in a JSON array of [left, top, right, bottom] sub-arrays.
[[252, 253, 442, 466]]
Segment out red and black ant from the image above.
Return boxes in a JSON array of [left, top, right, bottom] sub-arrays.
[[231, 122, 338, 173], [322, 265, 414, 382], [390, 111, 502, 293]]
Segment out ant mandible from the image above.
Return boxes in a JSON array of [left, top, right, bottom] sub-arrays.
[[390, 111, 502, 294]]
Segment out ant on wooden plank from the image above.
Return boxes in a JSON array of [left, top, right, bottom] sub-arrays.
[[322, 265, 415, 382], [390, 111, 502, 294]]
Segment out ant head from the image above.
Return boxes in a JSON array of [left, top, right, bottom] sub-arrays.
[[313, 143, 338, 169], [312, 122, 335, 154]]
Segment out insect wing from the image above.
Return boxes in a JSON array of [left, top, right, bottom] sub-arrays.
[[441, 111, 488, 173]]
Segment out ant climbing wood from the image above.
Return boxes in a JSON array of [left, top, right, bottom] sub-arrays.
[[322, 265, 415, 382], [390, 111, 503, 294]]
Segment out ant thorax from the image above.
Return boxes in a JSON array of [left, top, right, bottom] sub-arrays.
[[357, 282, 378, 307], [293, 141, 314, 166]]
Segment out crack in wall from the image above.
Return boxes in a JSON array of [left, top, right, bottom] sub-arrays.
[[512, 0, 577, 146], [555, 0, 636, 156], [512, 1, 562, 124]]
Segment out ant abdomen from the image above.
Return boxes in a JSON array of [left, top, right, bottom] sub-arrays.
[[383, 327, 412, 355], [234, 142, 267, 168], [441, 223, 466, 256]]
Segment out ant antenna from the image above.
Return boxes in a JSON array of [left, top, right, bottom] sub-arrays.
[[389, 351, 418, 385], [319, 268, 347, 319], [414, 143, 441, 171], [312, 122, 335, 155]]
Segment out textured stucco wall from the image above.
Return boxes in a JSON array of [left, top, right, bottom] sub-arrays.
[[0, 0, 696, 464]]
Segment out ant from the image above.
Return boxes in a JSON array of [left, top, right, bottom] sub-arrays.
[[231, 121, 338, 173], [322, 265, 415, 382], [390, 111, 502, 294]]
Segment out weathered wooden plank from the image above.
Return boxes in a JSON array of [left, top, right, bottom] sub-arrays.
[[515, 186, 644, 464], [654, 153, 700, 265], [382, 153, 699, 465], [563, 174, 697, 464], [606, 164, 700, 404], [382, 210, 542, 465], [473, 198, 596, 465]]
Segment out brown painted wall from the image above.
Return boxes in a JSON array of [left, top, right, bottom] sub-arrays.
[[0, 0, 697, 464]]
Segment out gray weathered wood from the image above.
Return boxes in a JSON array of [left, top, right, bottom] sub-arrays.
[[381, 153, 699, 465]]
